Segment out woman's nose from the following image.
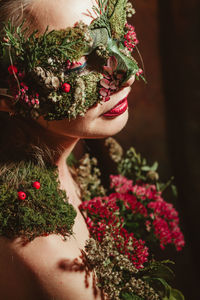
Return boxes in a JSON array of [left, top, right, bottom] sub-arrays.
[[122, 74, 135, 87]]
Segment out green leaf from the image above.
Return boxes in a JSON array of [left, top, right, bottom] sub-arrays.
[[141, 166, 151, 171], [107, 38, 139, 79], [151, 161, 158, 171], [144, 277, 171, 298], [169, 289, 185, 300], [144, 262, 174, 282], [171, 185, 178, 198], [90, 28, 109, 50]]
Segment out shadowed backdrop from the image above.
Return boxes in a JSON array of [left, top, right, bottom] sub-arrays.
[[85, 1, 200, 299]]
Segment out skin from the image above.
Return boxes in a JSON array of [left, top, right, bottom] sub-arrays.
[[0, 0, 135, 299]]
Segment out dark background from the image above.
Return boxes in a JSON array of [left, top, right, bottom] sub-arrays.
[[85, 0, 200, 299]]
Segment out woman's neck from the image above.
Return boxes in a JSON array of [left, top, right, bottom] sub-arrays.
[[55, 137, 78, 180], [53, 137, 82, 208]]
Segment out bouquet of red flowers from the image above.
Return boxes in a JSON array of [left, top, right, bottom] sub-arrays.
[[78, 138, 185, 300]]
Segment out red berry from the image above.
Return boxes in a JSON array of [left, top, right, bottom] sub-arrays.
[[32, 181, 41, 189], [8, 65, 18, 75], [18, 191, 26, 200], [62, 83, 71, 93]]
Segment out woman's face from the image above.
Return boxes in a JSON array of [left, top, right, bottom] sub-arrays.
[[29, 0, 135, 139]]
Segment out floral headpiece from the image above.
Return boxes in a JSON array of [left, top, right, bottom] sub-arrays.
[[0, 0, 143, 120]]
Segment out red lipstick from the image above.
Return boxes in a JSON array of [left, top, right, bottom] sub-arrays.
[[103, 97, 128, 117]]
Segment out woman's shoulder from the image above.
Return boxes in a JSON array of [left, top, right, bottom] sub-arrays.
[[0, 161, 77, 241], [0, 158, 101, 299], [0, 233, 102, 300]]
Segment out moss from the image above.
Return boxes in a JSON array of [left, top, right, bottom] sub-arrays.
[[43, 71, 103, 121], [108, 0, 127, 39], [82, 71, 103, 106], [0, 162, 76, 241]]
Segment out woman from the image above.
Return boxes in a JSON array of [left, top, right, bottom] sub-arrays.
[[0, 0, 137, 299]]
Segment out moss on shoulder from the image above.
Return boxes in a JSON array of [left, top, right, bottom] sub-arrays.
[[0, 162, 76, 241]]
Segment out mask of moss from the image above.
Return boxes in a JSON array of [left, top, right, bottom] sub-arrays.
[[0, 1, 142, 121]]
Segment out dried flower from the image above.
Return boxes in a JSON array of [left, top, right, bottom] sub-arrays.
[[105, 137, 123, 163]]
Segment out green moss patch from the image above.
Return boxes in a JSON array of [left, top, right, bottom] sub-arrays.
[[0, 162, 76, 241]]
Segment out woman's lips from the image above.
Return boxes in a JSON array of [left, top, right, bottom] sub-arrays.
[[103, 97, 128, 117]]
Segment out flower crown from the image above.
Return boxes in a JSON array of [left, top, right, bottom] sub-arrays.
[[0, 0, 143, 120]]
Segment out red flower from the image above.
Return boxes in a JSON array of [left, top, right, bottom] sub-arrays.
[[124, 23, 139, 52], [80, 195, 149, 269], [8, 65, 18, 75], [110, 175, 185, 251], [110, 175, 133, 193]]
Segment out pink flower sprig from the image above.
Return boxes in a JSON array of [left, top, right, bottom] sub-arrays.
[[124, 23, 139, 52], [7, 65, 40, 109], [15, 82, 40, 108], [109, 175, 185, 251]]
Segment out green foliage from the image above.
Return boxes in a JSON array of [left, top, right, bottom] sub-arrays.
[[168, 289, 185, 300], [117, 147, 159, 182], [142, 260, 175, 283], [1, 21, 89, 71], [108, 0, 127, 38], [139, 260, 185, 300], [117, 145, 178, 196], [90, 0, 112, 37], [90, 27, 110, 49], [0, 162, 76, 241], [107, 38, 139, 80]]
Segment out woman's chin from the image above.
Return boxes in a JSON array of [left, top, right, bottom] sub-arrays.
[[91, 109, 129, 138]]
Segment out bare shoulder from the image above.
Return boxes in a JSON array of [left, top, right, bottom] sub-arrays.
[[0, 234, 102, 300]]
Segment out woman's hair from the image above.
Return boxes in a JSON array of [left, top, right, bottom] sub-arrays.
[[0, 112, 59, 165], [0, 0, 33, 30], [0, 0, 60, 165]]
